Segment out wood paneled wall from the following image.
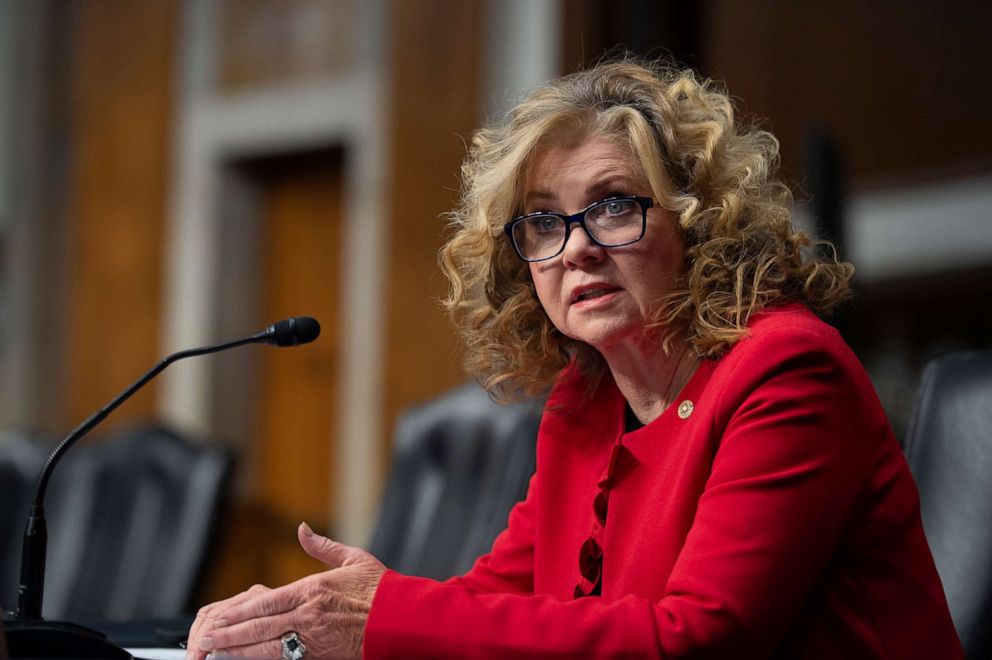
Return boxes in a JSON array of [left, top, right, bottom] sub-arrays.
[[63, 0, 176, 428], [559, 1, 992, 183], [700, 1, 992, 183], [383, 0, 485, 452]]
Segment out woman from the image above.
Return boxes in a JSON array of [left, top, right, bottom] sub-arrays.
[[187, 59, 962, 658]]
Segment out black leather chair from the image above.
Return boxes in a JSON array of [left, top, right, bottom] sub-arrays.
[[38, 425, 231, 621], [0, 432, 49, 613], [370, 383, 542, 579], [904, 351, 992, 659]]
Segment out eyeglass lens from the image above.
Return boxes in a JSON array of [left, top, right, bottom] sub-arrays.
[[512, 198, 644, 261]]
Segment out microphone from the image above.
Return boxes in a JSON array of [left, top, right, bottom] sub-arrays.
[[3, 317, 320, 659], [258, 316, 321, 347]]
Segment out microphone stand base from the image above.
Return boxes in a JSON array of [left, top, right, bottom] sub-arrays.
[[3, 619, 132, 659]]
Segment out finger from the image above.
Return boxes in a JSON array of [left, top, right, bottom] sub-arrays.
[[203, 583, 277, 628], [199, 613, 294, 653], [188, 607, 228, 660], [189, 585, 267, 646], [188, 584, 270, 657], [215, 580, 303, 627], [298, 522, 366, 568], [215, 638, 284, 660]]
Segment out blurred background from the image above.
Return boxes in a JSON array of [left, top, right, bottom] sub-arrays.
[[0, 0, 990, 610]]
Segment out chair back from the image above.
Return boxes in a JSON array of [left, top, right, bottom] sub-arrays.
[[41, 425, 230, 621], [0, 432, 48, 613], [904, 350, 992, 658], [370, 383, 542, 579]]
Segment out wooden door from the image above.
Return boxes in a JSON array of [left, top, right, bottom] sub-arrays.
[[202, 149, 344, 601], [254, 149, 343, 586]]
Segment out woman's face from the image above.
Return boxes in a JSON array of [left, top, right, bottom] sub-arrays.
[[524, 135, 685, 354]]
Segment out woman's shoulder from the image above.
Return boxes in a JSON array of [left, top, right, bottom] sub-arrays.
[[723, 302, 851, 365], [744, 302, 842, 344], [709, 302, 869, 401]]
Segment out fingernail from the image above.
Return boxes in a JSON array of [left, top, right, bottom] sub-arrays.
[[199, 636, 214, 651], [301, 521, 314, 537], [214, 619, 227, 627]]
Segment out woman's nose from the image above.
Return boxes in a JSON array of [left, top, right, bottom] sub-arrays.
[[561, 224, 605, 268]]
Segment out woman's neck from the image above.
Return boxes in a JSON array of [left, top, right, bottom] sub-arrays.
[[602, 336, 698, 425]]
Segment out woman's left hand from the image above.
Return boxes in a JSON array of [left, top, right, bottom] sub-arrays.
[[186, 522, 386, 660]]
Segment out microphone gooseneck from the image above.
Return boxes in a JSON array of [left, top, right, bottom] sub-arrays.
[[15, 316, 321, 624]]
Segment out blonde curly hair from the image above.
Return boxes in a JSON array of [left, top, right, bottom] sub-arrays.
[[440, 58, 853, 401]]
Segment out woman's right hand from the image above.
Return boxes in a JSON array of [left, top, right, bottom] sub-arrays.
[[185, 523, 385, 660]]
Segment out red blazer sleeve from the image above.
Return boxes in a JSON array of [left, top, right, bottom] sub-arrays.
[[363, 324, 949, 658]]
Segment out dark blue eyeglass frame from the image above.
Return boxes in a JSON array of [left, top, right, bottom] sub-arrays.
[[503, 195, 654, 262]]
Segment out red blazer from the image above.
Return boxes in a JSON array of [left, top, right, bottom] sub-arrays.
[[365, 304, 962, 658]]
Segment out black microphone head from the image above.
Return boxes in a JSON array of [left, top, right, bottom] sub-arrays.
[[268, 316, 321, 347]]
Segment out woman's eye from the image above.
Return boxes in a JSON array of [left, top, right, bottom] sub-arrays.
[[601, 199, 635, 216], [527, 216, 559, 233]]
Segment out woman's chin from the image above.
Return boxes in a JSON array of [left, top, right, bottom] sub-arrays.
[[567, 320, 645, 354]]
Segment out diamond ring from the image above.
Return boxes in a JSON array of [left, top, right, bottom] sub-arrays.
[[281, 631, 306, 660]]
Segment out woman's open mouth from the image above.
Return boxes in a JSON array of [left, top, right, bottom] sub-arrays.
[[571, 286, 622, 306]]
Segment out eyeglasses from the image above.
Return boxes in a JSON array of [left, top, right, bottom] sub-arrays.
[[504, 196, 653, 262]]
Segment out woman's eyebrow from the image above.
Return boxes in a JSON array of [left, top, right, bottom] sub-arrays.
[[587, 175, 641, 196], [522, 190, 556, 209]]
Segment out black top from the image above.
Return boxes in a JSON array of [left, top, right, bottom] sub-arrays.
[[624, 401, 644, 433]]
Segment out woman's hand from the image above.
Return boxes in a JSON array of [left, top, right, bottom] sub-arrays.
[[186, 522, 386, 660]]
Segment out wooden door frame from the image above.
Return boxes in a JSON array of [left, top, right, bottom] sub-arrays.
[[161, 0, 389, 545]]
